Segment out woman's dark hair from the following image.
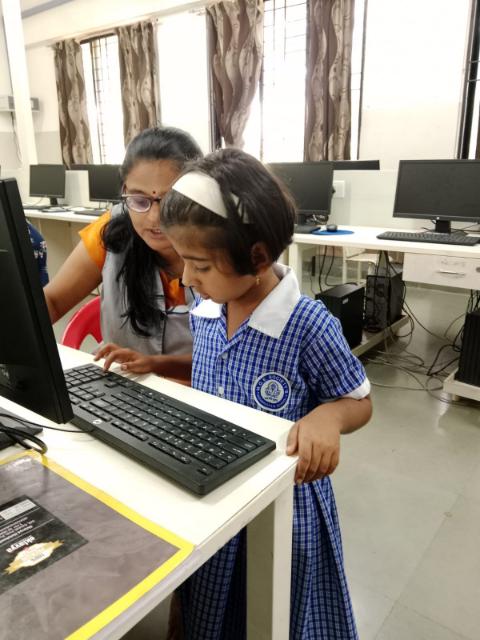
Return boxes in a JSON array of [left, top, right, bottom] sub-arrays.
[[101, 127, 203, 337], [161, 148, 296, 275]]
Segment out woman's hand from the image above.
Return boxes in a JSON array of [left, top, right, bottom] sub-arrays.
[[286, 413, 341, 484], [94, 343, 155, 373]]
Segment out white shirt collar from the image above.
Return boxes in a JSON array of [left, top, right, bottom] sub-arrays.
[[191, 263, 301, 339]]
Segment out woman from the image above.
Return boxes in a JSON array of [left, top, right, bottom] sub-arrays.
[[44, 126, 202, 380]]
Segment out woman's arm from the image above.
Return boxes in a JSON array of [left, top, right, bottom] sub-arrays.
[[43, 241, 102, 323]]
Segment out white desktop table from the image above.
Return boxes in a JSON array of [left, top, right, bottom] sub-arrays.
[[0, 346, 297, 639], [289, 225, 480, 401]]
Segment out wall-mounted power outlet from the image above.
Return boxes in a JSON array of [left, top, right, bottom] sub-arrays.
[[332, 180, 345, 198]]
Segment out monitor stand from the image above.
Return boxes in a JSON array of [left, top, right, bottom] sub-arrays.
[[431, 220, 466, 235], [49, 197, 59, 206]]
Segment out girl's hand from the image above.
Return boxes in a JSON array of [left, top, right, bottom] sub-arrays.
[[94, 343, 154, 373], [286, 413, 341, 484]]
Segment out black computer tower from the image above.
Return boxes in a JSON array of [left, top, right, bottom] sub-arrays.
[[364, 266, 404, 332], [455, 310, 480, 386], [316, 284, 365, 348]]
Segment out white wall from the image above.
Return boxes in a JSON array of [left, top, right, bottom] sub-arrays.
[[360, 0, 471, 170]]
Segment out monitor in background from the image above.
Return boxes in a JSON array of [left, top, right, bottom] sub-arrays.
[[268, 161, 334, 223], [0, 178, 73, 424], [29, 164, 66, 206], [87, 164, 122, 203], [393, 160, 480, 234]]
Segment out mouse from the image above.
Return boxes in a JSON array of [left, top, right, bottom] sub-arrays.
[[326, 224, 338, 232]]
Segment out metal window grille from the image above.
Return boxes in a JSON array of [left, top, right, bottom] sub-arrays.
[[243, 0, 366, 161], [81, 34, 124, 164]]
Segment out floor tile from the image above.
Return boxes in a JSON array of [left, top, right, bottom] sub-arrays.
[[376, 604, 471, 640], [398, 496, 480, 640], [334, 461, 457, 600]]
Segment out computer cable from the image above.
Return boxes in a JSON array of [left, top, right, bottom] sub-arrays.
[[0, 412, 95, 434], [0, 422, 47, 455]]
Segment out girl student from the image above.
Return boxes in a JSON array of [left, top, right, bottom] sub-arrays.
[[160, 148, 372, 639], [44, 127, 202, 380]]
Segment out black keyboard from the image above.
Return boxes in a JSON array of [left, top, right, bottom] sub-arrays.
[[65, 364, 276, 495], [295, 224, 322, 234], [71, 209, 106, 216], [376, 231, 479, 246]]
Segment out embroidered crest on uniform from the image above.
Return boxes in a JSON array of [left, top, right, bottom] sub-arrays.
[[252, 373, 291, 412]]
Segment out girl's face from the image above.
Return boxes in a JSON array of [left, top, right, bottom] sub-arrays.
[[166, 225, 257, 304], [124, 159, 181, 256]]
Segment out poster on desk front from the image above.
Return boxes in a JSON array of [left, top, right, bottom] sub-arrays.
[[0, 452, 194, 640]]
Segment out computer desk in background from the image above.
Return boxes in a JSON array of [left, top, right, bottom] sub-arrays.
[[288, 224, 480, 402], [0, 345, 297, 640]]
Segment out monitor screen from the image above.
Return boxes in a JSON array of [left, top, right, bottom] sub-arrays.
[[87, 165, 122, 202], [268, 161, 334, 221], [0, 178, 73, 424], [29, 164, 66, 205], [393, 160, 480, 233]]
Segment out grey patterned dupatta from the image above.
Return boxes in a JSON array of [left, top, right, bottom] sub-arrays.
[[54, 39, 93, 167], [116, 21, 158, 147], [304, 0, 354, 161], [207, 0, 264, 148]]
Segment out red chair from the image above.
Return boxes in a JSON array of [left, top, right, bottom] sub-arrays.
[[61, 296, 102, 350]]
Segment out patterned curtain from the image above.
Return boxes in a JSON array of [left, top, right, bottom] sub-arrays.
[[116, 21, 158, 147], [53, 39, 93, 167], [207, 0, 264, 148], [304, 0, 355, 161]]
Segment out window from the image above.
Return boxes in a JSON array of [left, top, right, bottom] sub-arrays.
[[459, 0, 480, 159], [81, 35, 125, 164], [243, 0, 366, 161]]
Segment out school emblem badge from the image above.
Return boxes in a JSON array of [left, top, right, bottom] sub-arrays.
[[252, 373, 291, 412]]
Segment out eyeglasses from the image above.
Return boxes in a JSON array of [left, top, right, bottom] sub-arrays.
[[121, 194, 163, 213]]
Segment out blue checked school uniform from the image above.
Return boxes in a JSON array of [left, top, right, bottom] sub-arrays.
[[178, 264, 370, 640]]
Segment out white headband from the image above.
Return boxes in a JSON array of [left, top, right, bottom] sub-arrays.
[[172, 171, 249, 223]]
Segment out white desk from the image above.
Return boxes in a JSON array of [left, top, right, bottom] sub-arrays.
[[24, 209, 102, 225], [289, 225, 480, 284], [289, 225, 480, 401], [0, 346, 297, 639]]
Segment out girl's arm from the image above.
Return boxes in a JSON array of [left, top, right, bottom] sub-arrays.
[[286, 395, 372, 485], [44, 242, 102, 323], [94, 344, 192, 384]]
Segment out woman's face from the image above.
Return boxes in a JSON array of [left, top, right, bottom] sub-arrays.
[[124, 159, 181, 256]]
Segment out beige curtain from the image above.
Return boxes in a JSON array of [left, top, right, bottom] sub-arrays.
[[116, 21, 158, 147], [304, 0, 355, 161], [53, 39, 93, 167], [207, 0, 264, 148]]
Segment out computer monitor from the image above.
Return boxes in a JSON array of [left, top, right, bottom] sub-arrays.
[[87, 164, 122, 203], [0, 178, 73, 424], [393, 160, 480, 234], [268, 161, 334, 222], [29, 164, 66, 206]]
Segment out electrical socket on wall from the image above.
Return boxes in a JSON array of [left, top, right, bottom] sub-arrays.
[[332, 180, 345, 198]]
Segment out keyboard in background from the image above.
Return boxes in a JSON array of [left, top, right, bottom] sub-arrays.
[[376, 230, 480, 246], [70, 208, 106, 216], [65, 364, 276, 495], [295, 224, 322, 234]]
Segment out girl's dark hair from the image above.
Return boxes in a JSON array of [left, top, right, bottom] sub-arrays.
[[161, 148, 296, 275], [101, 126, 203, 337]]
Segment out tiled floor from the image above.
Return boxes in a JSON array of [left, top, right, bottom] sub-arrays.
[[61, 285, 479, 640], [334, 285, 480, 640]]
